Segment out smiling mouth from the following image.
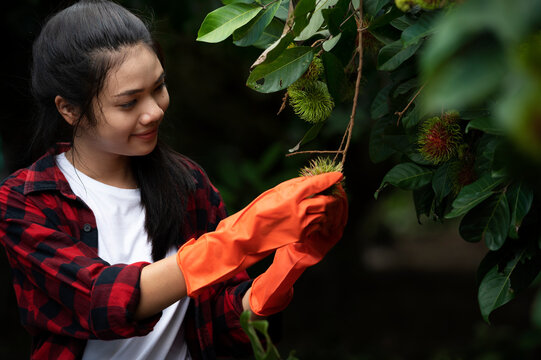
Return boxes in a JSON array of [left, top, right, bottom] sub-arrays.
[[133, 128, 158, 139]]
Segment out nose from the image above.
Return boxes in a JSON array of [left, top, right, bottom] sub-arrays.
[[139, 98, 165, 125]]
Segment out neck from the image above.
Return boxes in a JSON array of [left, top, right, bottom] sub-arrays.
[[65, 146, 137, 189]]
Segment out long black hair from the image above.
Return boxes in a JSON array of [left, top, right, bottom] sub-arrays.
[[30, 0, 195, 261]]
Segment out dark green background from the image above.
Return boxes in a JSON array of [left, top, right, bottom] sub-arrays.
[[0, 1, 538, 359]]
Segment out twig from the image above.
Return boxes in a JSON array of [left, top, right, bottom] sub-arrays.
[[286, 150, 343, 158], [277, 92, 289, 115], [335, 1, 364, 167], [262, 0, 281, 10], [395, 82, 426, 126], [339, 8, 359, 29], [250, 1, 295, 69]]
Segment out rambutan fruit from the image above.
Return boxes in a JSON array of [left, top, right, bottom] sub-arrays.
[[303, 56, 324, 82], [418, 116, 462, 164], [299, 157, 345, 196], [416, 0, 447, 10], [288, 80, 335, 124], [395, 0, 418, 12]]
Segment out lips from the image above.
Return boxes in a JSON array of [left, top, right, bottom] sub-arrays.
[[133, 128, 158, 140]]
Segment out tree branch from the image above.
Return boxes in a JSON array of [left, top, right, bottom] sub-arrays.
[[335, 1, 364, 167], [395, 82, 426, 126]]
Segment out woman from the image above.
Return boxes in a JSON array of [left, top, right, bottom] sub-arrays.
[[0, 1, 347, 359]]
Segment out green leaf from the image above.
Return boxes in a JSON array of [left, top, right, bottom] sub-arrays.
[[390, 16, 416, 31], [233, 2, 281, 46], [197, 3, 263, 43], [370, 83, 392, 119], [247, 46, 315, 93], [252, 18, 285, 49], [465, 117, 505, 136], [413, 184, 434, 223], [446, 174, 505, 219], [322, 0, 350, 35], [368, 5, 403, 30], [474, 134, 503, 176], [478, 248, 528, 323], [507, 182, 534, 239], [259, 32, 296, 65], [375, 162, 433, 199], [240, 311, 281, 359], [275, 0, 290, 21], [459, 192, 510, 250], [401, 12, 438, 47], [364, 0, 392, 18], [393, 78, 418, 98], [322, 33, 342, 51], [223, 0, 256, 3], [222, 0, 256, 4], [296, 0, 339, 41], [321, 51, 347, 102], [432, 162, 454, 202], [293, 0, 317, 35], [377, 39, 422, 71], [289, 122, 325, 152], [401, 104, 421, 128], [369, 116, 398, 163]]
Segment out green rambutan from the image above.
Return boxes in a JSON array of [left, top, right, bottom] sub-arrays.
[[416, 0, 446, 10], [303, 56, 324, 82], [288, 80, 335, 124], [395, 0, 418, 11], [299, 157, 345, 196], [418, 116, 462, 164]]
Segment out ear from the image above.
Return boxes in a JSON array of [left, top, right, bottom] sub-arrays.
[[55, 96, 80, 126]]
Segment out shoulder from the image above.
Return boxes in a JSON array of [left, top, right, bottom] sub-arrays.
[[0, 168, 41, 222], [0, 167, 29, 197]]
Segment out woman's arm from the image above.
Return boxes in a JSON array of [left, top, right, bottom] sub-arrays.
[[135, 254, 187, 320], [135, 254, 262, 320]]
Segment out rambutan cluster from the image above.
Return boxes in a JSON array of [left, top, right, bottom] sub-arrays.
[[288, 56, 335, 124], [418, 114, 463, 164]]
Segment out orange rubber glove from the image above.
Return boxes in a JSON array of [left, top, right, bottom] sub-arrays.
[[249, 184, 348, 316], [176, 172, 344, 298]]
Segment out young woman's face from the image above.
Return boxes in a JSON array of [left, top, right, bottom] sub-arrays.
[[80, 44, 169, 158]]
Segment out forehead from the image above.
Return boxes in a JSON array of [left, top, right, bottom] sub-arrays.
[[103, 44, 163, 94]]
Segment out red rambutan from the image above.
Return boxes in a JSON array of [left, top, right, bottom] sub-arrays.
[[418, 115, 462, 164]]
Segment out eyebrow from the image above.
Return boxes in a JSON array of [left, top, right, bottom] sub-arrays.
[[113, 72, 166, 98]]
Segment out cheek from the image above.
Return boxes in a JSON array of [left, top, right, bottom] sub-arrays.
[[158, 89, 170, 113]]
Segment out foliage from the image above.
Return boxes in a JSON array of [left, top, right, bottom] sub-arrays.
[[240, 311, 299, 360], [197, 0, 541, 354]]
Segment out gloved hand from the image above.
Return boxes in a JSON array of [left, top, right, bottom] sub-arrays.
[[249, 183, 348, 316], [176, 172, 344, 297]]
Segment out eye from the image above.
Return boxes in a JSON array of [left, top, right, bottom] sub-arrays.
[[119, 99, 137, 109], [155, 81, 167, 92]]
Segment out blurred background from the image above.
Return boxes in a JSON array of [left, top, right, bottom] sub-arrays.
[[1, 0, 539, 359]]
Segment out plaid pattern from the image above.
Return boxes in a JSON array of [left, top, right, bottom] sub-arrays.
[[0, 144, 252, 359]]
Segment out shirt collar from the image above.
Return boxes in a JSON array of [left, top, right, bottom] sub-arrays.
[[23, 143, 77, 200]]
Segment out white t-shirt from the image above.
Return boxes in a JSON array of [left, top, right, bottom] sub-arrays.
[[56, 153, 191, 360]]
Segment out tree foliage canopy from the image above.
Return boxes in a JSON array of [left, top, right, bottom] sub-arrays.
[[197, 0, 541, 350]]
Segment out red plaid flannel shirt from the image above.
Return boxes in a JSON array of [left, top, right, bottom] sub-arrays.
[[0, 144, 253, 359]]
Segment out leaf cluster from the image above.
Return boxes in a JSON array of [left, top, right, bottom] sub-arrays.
[[197, 0, 541, 349]]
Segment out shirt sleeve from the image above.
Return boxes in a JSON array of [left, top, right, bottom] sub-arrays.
[[0, 184, 160, 340]]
